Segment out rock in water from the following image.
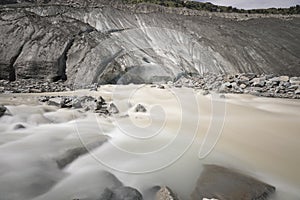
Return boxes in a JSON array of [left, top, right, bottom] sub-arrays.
[[108, 103, 119, 114], [55, 146, 89, 169], [13, 124, 26, 130], [75, 96, 97, 111], [191, 165, 276, 200], [111, 186, 143, 200], [156, 186, 181, 200], [0, 105, 7, 117], [99, 186, 143, 200], [47, 97, 65, 107], [55, 139, 107, 169], [135, 104, 147, 113]]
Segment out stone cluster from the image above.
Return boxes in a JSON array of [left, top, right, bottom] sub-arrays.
[[0, 79, 73, 94], [173, 73, 300, 99], [1, 74, 300, 99], [39, 95, 114, 114]]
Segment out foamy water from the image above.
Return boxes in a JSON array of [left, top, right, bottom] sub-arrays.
[[0, 85, 299, 200]]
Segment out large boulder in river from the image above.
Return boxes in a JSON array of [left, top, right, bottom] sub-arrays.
[[191, 165, 275, 200]]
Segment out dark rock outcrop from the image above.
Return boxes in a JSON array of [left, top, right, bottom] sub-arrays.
[[0, 2, 300, 85], [191, 165, 276, 200]]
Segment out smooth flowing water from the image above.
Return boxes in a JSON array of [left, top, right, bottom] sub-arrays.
[[0, 85, 299, 200]]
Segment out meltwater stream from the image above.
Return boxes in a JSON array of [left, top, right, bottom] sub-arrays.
[[0, 85, 299, 200]]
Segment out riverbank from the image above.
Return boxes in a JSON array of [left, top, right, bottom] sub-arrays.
[[1, 73, 300, 99]]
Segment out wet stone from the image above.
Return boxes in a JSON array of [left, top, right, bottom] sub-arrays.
[[191, 165, 276, 200], [135, 104, 147, 113], [0, 105, 7, 117], [108, 103, 119, 114], [155, 186, 180, 200]]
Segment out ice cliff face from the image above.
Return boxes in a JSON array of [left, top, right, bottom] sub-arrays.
[[1, 1, 300, 85]]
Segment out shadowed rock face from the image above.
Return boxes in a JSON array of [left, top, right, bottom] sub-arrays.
[[1, 1, 300, 85]]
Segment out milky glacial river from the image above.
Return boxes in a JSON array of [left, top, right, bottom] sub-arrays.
[[0, 85, 299, 200]]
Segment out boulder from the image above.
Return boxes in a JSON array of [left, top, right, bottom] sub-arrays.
[[191, 165, 276, 200], [202, 90, 210, 96], [158, 85, 165, 89], [279, 76, 289, 82], [135, 104, 147, 113], [288, 85, 299, 91], [223, 82, 232, 88], [47, 97, 65, 107], [29, 88, 42, 93], [224, 75, 234, 83], [71, 97, 84, 109], [13, 124, 26, 130], [55, 146, 89, 169], [237, 76, 250, 85], [95, 96, 107, 111], [108, 103, 119, 114], [99, 186, 143, 200], [155, 186, 180, 200], [143, 186, 161, 200], [55, 140, 107, 169], [110, 186, 143, 200], [250, 78, 265, 87], [295, 89, 300, 95], [269, 77, 280, 83], [219, 83, 230, 93], [290, 77, 300, 85], [39, 96, 50, 103], [239, 83, 247, 89], [74, 96, 97, 111], [0, 105, 7, 117], [48, 97, 72, 108]]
